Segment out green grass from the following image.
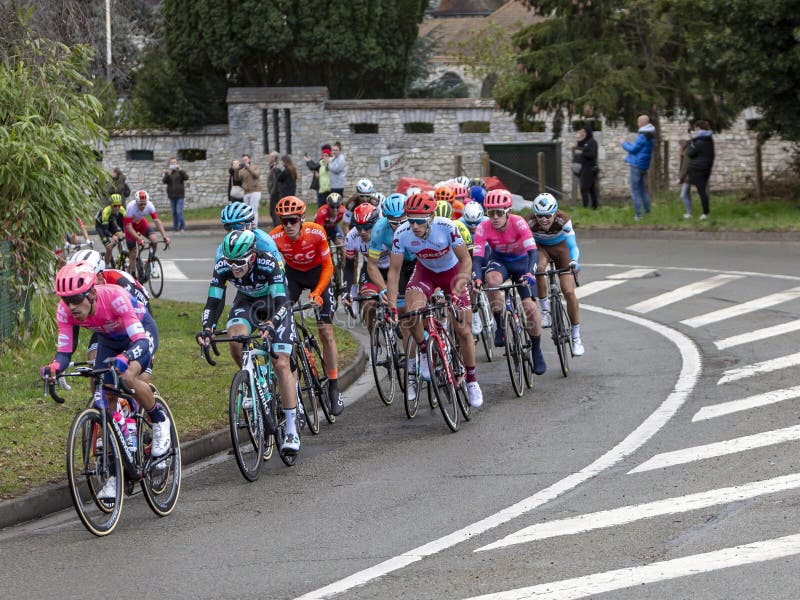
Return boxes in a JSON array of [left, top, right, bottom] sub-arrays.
[[533, 191, 800, 232], [0, 298, 359, 499]]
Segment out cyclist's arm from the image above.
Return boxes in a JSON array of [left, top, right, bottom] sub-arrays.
[[151, 215, 170, 242], [314, 208, 327, 227], [386, 252, 404, 309], [342, 254, 356, 289], [563, 221, 580, 262], [266, 260, 292, 327], [52, 305, 80, 372], [366, 253, 387, 290], [311, 234, 333, 297], [201, 263, 229, 330]]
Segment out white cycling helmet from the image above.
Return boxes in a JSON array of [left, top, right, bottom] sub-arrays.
[[68, 249, 106, 274], [356, 177, 374, 195], [454, 175, 471, 188], [135, 189, 149, 203], [533, 192, 558, 215], [462, 201, 485, 225], [405, 186, 421, 196]]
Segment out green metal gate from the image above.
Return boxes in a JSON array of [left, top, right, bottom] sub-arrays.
[[0, 241, 26, 346], [484, 142, 563, 200]]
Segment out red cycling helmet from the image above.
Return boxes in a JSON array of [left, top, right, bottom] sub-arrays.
[[55, 261, 97, 297], [353, 202, 379, 226], [404, 193, 437, 216], [484, 188, 513, 210]]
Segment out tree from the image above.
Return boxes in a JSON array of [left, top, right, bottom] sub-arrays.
[[0, 26, 108, 343], [133, 0, 429, 128]]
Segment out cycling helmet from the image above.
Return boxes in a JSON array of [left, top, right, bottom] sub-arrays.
[[68, 249, 105, 274], [353, 203, 379, 226], [434, 201, 453, 219], [109, 194, 123, 206], [452, 200, 465, 220], [532, 192, 558, 215], [371, 192, 385, 205], [135, 190, 149, 204], [275, 196, 306, 217], [55, 261, 97, 297], [356, 177, 374, 195], [220, 202, 255, 225], [470, 185, 487, 204], [434, 185, 455, 204], [405, 186, 421, 196], [222, 229, 256, 260], [382, 193, 405, 218], [470, 177, 487, 190], [484, 188, 513, 210], [454, 175, 471, 189], [404, 193, 437, 216], [450, 182, 468, 200], [463, 201, 485, 225], [326, 192, 343, 208]]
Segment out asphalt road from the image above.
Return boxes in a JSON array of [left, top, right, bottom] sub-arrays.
[[2, 233, 800, 600]]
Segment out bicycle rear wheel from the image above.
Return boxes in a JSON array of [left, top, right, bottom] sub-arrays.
[[553, 298, 572, 377], [504, 312, 525, 397], [228, 370, 264, 481], [147, 256, 164, 298], [428, 338, 459, 432], [296, 343, 321, 435], [371, 320, 396, 405], [522, 328, 535, 390], [442, 330, 471, 422], [477, 292, 494, 362], [309, 336, 334, 425], [402, 335, 419, 419], [66, 408, 124, 536], [140, 398, 181, 516]]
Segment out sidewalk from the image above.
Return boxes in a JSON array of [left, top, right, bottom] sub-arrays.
[[0, 342, 368, 530]]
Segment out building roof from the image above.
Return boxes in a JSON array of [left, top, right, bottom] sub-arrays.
[[434, 0, 507, 17]]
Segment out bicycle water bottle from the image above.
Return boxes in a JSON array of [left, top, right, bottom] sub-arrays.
[[125, 418, 138, 452], [112, 411, 130, 447], [257, 361, 268, 388]]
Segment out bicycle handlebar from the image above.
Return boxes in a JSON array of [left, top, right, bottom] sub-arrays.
[[44, 361, 135, 404]]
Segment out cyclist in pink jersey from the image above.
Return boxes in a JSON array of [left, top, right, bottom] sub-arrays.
[[386, 193, 483, 408], [472, 189, 546, 374]]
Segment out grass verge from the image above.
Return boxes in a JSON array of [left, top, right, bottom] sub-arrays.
[[0, 298, 360, 499]]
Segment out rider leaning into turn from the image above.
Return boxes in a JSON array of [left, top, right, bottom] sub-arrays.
[[527, 193, 585, 357], [196, 229, 301, 454]]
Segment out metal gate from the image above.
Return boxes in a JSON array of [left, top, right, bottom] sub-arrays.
[[484, 142, 563, 200]]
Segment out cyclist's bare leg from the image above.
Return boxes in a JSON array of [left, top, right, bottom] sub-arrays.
[[535, 250, 551, 302], [272, 352, 296, 409], [521, 296, 542, 337], [403, 288, 427, 345], [317, 322, 338, 377], [560, 273, 580, 326], [147, 234, 159, 258], [360, 291, 378, 331], [453, 307, 476, 366], [227, 323, 249, 368], [118, 360, 156, 411]]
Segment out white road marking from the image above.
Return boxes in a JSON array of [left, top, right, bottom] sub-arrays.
[[627, 274, 742, 314], [584, 263, 800, 284], [717, 352, 800, 384], [574, 280, 625, 299], [605, 268, 656, 280], [693, 386, 800, 421], [476, 473, 800, 551], [680, 286, 800, 328], [293, 305, 701, 600], [461, 533, 800, 600], [714, 319, 800, 350], [160, 259, 189, 280], [629, 424, 800, 474]]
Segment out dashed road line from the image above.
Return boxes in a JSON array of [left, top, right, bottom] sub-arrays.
[[714, 320, 800, 350], [680, 287, 800, 328], [693, 386, 800, 421], [628, 274, 742, 314], [717, 352, 800, 384]]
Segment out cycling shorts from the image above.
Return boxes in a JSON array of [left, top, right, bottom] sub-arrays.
[[226, 292, 295, 355], [536, 241, 571, 271], [285, 264, 335, 324], [125, 221, 155, 247], [485, 259, 536, 299], [93, 313, 158, 384], [406, 262, 471, 310]]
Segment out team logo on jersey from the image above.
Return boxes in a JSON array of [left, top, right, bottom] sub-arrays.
[[416, 247, 448, 260]]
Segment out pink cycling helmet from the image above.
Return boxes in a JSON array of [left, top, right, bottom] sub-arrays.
[[483, 188, 513, 210], [54, 261, 97, 297]]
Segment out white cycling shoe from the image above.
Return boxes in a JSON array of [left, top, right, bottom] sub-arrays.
[[471, 313, 483, 337], [97, 476, 117, 500], [467, 381, 483, 408], [151, 416, 172, 457], [541, 310, 552, 328], [419, 355, 431, 381], [572, 337, 585, 357]]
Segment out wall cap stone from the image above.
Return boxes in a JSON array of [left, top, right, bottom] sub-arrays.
[[227, 87, 329, 103]]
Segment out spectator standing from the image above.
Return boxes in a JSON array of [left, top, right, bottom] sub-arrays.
[[238, 154, 262, 226], [575, 126, 599, 209], [677, 131, 692, 218], [618, 115, 656, 220], [162, 157, 189, 232], [277, 155, 297, 200], [328, 141, 347, 197], [686, 120, 715, 220], [304, 144, 333, 207], [265, 151, 281, 226], [228, 158, 244, 202], [108, 167, 130, 200]]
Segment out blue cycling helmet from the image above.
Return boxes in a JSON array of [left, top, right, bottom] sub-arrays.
[[220, 202, 255, 225], [382, 193, 406, 218], [469, 185, 486, 204]]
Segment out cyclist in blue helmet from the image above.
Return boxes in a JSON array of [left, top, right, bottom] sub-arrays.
[[469, 185, 487, 205]]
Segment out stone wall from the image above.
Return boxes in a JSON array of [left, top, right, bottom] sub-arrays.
[[102, 87, 792, 211]]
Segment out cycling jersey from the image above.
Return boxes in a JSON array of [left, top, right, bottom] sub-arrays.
[[269, 221, 333, 296], [527, 209, 580, 261], [473, 213, 537, 279], [123, 200, 159, 241], [214, 229, 283, 268], [343, 227, 389, 289], [369, 217, 414, 262], [95, 206, 125, 232], [391, 216, 463, 273], [314, 205, 345, 229], [103, 268, 151, 313]]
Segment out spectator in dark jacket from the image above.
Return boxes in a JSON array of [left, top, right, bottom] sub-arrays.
[[265, 151, 280, 226], [677, 132, 692, 218], [108, 167, 130, 200], [276, 155, 297, 201], [618, 114, 656, 220], [686, 120, 715, 220], [228, 158, 243, 202], [162, 157, 189, 232], [575, 125, 599, 209]]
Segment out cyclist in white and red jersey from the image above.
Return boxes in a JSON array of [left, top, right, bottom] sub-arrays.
[[123, 190, 171, 276], [472, 188, 546, 374], [386, 193, 483, 408]]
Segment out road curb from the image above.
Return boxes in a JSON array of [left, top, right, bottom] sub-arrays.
[[0, 344, 368, 531]]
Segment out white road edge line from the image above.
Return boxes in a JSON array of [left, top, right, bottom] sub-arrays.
[[293, 304, 701, 600], [461, 533, 800, 600], [714, 320, 800, 350], [717, 352, 800, 384], [693, 386, 800, 421], [629, 424, 800, 474], [476, 473, 800, 551]]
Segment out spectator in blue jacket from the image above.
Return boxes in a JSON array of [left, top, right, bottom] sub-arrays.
[[618, 115, 656, 220]]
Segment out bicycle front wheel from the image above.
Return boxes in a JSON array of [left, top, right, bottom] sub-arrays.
[[553, 298, 571, 377], [428, 338, 459, 432], [309, 336, 334, 425], [147, 256, 164, 298], [140, 398, 181, 516], [442, 330, 471, 422], [66, 408, 124, 536], [478, 293, 495, 362], [228, 370, 264, 481], [504, 312, 525, 397], [522, 329, 535, 390], [402, 334, 419, 419], [370, 320, 396, 405], [296, 344, 321, 435]]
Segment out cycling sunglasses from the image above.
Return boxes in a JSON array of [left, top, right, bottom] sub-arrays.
[[355, 224, 374, 232], [62, 292, 90, 305], [407, 217, 430, 225], [487, 209, 509, 218], [281, 217, 302, 226], [224, 222, 247, 232], [388, 217, 407, 228], [535, 213, 554, 220], [226, 255, 253, 269]]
